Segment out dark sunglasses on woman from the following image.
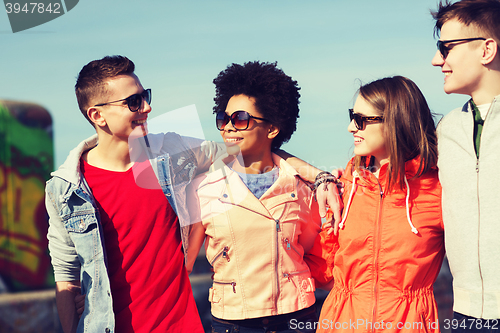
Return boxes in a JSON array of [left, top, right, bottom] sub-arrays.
[[216, 110, 269, 131], [349, 108, 383, 130]]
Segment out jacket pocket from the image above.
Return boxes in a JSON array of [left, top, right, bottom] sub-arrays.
[[283, 270, 315, 292], [64, 214, 102, 266], [283, 237, 302, 257], [211, 280, 239, 308], [171, 151, 197, 185], [208, 286, 221, 303], [209, 246, 231, 266]]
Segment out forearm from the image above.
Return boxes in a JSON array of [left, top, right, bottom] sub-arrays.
[[56, 280, 81, 333], [275, 149, 343, 228], [183, 138, 228, 175], [186, 223, 206, 274]]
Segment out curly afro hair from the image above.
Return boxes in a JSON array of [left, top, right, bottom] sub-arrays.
[[213, 61, 301, 150]]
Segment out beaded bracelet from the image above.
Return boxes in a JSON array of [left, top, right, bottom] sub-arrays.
[[313, 171, 338, 191]]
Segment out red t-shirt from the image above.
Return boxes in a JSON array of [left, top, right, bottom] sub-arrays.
[[81, 158, 203, 333]]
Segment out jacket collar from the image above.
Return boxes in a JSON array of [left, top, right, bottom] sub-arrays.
[[344, 156, 427, 188], [51, 134, 98, 185], [462, 94, 500, 115], [204, 153, 298, 181], [52, 131, 172, 185], [201, 153, 299, 216]]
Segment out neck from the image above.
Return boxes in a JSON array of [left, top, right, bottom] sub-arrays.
[[371, 157, 389, 178], [471, 64, 500, 105], [471, 89, 499, 106], [85, 134, 132, 171], [231, 151, 275, 174]]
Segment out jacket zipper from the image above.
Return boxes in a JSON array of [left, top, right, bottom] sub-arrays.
[[210, 246, 230, 266], [275, 218, 280, 315], [475, 99, 492, 317], [371, 182, 384, 332], [283, 270, 308, 281], [213, 280, 236, 293], [476, 157, 485, 316], [284, 238, 301, 256]]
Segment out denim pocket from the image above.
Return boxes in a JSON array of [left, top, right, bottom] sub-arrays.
[[64, 214, 102, 266]]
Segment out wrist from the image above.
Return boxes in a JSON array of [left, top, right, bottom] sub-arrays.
[[313, 171, 338, 191]]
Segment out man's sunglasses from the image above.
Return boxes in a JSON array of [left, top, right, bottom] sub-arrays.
[[437, 37, 486, 59], [349, 108, 383, 130], [216, 110, 269, 131], [94, 89, 152, 112]]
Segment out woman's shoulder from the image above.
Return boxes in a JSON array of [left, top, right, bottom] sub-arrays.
[[407, 166, 441, 202]]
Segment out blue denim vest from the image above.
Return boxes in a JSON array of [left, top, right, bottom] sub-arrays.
[[46, 133, 207, 333]]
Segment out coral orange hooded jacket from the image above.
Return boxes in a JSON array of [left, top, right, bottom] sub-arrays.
[[316, 157, 444, 333]]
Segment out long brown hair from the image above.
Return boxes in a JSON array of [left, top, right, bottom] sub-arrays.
[[353, 76, 438, 192]]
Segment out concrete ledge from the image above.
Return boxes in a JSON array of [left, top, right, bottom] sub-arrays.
[[0, 289, 62, 333], [0, 289, 55, 304]]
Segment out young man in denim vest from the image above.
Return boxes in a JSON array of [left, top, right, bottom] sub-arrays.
[[46, 55, 341, 333], [431, 1, 500, 330], [45, 55, 223, 333]]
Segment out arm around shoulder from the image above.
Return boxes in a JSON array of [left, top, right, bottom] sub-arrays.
[[276, 149, 343, 229], [180, 136, 228, 175]]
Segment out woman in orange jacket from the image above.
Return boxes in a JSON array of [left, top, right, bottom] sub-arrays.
[[315, 76, 445, 332]]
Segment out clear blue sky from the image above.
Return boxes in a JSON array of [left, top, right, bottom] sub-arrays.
[[1, 0, 467, 170]]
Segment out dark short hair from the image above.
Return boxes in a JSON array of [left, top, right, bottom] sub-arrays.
[[432, 0, 500, 45], [213, 61, 301, 150], [354, 76, 438, 192], [75, 55, 135, 126]]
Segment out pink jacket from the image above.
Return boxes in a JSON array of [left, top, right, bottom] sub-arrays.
[[187, 154, 322, 320]]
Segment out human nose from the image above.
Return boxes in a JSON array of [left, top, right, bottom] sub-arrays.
[[431, 50, 445, 67], [347, 119, 357, 133], [223, 116, 237, 132], [139, 99, 152, 114]]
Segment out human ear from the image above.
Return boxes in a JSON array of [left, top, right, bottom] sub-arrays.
[[482, 38, 498, 65], [87, 107, 106, 127], [268, 124, 280, 139]]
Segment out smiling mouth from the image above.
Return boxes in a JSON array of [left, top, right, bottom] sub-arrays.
[[133, 119, 147, 125], [225, 138, 242, 143], [354, 137, 363, 143]]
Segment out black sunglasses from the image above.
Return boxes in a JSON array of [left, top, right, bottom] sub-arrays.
[[94, 89, 152, 112], [216, 110, 269, 131], [437, 38, 486, 59], [349, 109, 383, 130]]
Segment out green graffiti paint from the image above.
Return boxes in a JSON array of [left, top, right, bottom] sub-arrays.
[[0, 100, 54, 291]]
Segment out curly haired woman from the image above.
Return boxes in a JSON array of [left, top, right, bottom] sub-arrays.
[[186, 61, 327, 333]]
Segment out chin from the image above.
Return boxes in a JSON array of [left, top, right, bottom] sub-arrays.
[[129, 125, 148, 140], [443, 86, 455, 95], [225, 143, 241, 156], [353, 147, 365, 156], [443, 83, 462, 96]]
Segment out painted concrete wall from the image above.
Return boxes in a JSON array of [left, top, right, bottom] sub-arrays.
[[0, 100, 54, 292]]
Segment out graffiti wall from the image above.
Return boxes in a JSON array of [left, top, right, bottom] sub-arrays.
[[0, 100, 54, 291]]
